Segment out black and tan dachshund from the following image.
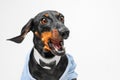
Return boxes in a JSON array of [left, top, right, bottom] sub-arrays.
[[8, 10, 77, 80]]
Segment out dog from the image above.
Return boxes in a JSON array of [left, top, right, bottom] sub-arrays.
[[8, 10, 77, 80]]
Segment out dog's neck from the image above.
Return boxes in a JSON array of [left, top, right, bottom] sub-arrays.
[[33, 48, 61, 69]]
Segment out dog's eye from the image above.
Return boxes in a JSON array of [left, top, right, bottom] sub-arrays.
[[40, 18, 48, 25], [59, 16, 64, 22]]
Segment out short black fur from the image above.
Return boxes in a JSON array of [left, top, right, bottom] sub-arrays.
[[8, 10, 77, 80]]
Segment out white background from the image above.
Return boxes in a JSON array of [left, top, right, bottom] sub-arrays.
[[0, 0, 120, 80]]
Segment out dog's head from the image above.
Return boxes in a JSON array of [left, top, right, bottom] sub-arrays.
[[8, 10, 69, 56]]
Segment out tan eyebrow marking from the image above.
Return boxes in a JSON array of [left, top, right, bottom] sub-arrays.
[[44, 13, 49, 17]]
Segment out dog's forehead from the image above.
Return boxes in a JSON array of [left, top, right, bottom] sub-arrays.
[[35, 10, 63, 18]]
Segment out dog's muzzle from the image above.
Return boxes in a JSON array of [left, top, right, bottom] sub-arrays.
[[37, 26, 69, 56], [50, 27, 69, 56]]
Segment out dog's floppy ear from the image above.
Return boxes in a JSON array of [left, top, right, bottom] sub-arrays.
[[7, 18, 34, 43]]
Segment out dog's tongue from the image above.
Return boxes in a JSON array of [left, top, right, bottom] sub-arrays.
[[54, 44, 62, 50], [51, 39, 62, 50]]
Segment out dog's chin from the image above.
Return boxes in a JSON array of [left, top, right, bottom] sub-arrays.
[[48, 40, 65, 56]]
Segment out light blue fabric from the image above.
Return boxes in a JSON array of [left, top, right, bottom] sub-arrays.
[[21, 51, 78, 80]]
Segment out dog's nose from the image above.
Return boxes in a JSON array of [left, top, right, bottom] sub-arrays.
[[54, 22, 70, 39], [59, 27, 70, 39]]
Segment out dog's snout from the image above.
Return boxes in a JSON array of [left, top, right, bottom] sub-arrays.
[[60, 28, 70, 39], [53, 22, 69, 39]]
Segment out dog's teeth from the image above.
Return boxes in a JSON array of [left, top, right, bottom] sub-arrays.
[[60, 42, 62, 45], [55, 48, 64, 53], [60, 41, 64, 45]]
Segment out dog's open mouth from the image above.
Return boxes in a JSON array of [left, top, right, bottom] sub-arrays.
[[48, 39, 65, 56], [41, 29, 65, 56]]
